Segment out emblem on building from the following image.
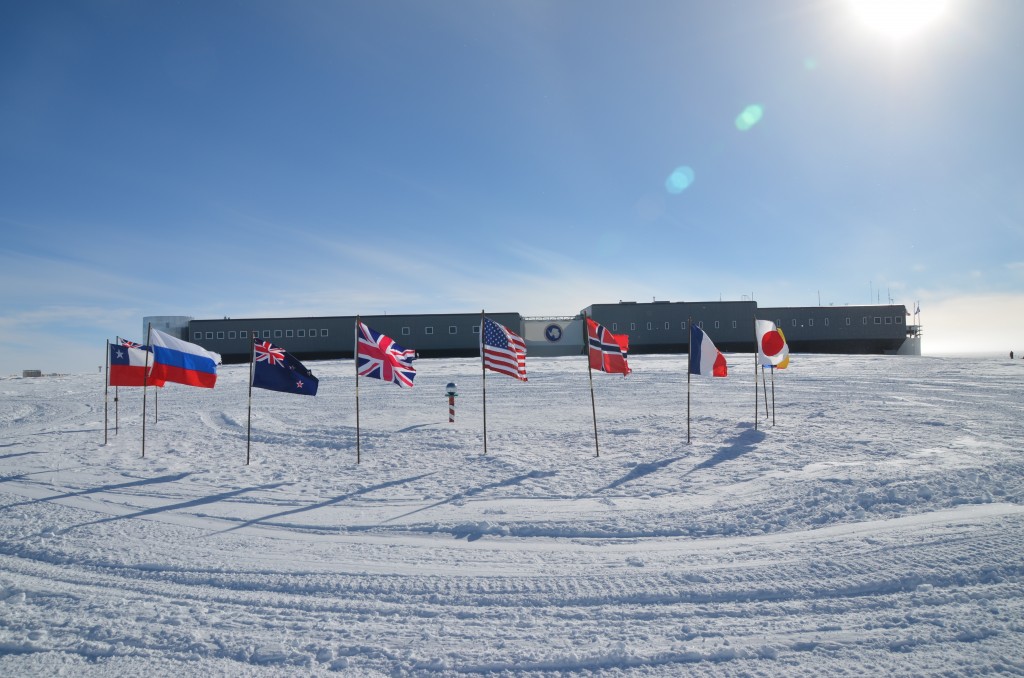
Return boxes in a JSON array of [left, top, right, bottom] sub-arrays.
[[544, 324, 563, 342]]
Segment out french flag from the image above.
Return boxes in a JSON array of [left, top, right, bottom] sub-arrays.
[[689, 324, 728, 377], [149, 328, 221, 388]]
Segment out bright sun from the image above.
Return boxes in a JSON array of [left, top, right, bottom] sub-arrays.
[[848, 0, 951, 40]]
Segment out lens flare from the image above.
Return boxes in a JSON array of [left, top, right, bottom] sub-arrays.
[[735, 104, 764, 132], [665, 166, 695, 194]]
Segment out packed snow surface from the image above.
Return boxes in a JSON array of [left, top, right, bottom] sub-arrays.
[[1, 354, 1023, 676]]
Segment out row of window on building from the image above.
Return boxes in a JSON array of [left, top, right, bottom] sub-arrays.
[[609, 315, 903, 332], [194, 325, 481, 342], [194, 315, 905, 342]]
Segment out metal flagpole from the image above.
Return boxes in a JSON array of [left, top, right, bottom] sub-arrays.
[[583, 313, 599, 457], [761, 365, 769, 419], [687, 317, 692, 445], [481, 310, 488, 456], [753, 318, 759, 431], [104, 340, 109, 445], [771, 366, 776, 426], [142, 323, 151, 458], [355, 316, 361, 464], [154, 383, 158, 423], [246, 333, 256, 465], [114, 386, 119, 435]]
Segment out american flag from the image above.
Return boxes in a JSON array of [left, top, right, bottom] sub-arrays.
[[586, 317, 630, 375], [357, 322, 417, 388], [481, 316, 527, 381]]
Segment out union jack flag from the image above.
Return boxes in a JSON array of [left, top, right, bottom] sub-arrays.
[[586, 317, 630, 375], [254, 340, 286, 366], [118, 337, 144, 349], [356, 322, 417, 388]]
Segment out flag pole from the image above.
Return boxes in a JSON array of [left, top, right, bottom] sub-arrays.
[[246, 333, 256, 465], [481, 310, 488, 456], [154, 381, 158, 423], [753, 317, 759, 432], [142, 323, 151, 458], [761, 365, 769, 419], [771, 366, 776, 426], [583, 313, 599, 457], [687, 318, 692, 445], [355, 316, 361, 464], [114, 386, 119, 435], [104, 340, 109, 445]]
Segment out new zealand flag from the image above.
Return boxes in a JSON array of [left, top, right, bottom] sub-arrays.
[[252, 340, 318, 396]]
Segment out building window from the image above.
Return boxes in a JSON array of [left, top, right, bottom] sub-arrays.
[[297, 329, 305, 338], [285, 329, 292, 338], [217, 331, 225, 339], [885, 317, 892, 324], [472, 325, 480, 334], [630, 323, 636, 331], [402, 326, 411, 336], [665, 322, 670, 330], [862, 317, 868, 325], [808, 319, 814, 327], [228, 331, 236, 339], [274, 330, 282, 338], [240, 330, 248, 339], [874, 317, 882, 324], [611, 323, 618, 331], [321, 329, 328, 337], [449, 325, 458, 334], [206, 332, 214, 339], [791, 319, 797, 327], [681, 321, 687, 330], [698, 321, 704, 329], [193, 332, 202, 340], [895, 316, 903, 324], [845, 317, 851, 326], [425, 326, 434, 335], [646, 322, 653, 331], [824, 318, 829, 327], [308, 329, 317, 337], [732, 320, 737, 329], [714, 321, 720, 329]]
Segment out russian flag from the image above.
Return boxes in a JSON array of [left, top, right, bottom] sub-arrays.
[[149, 328, 220, 388], [689, 324, 728, 377]]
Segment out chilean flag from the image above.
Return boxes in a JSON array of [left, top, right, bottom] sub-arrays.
[[149, 328, 220, 388], [689, 324, 728, 377], [109, 343, 165, 387]]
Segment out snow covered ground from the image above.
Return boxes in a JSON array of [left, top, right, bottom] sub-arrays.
[[1, 353, 1023, 676]]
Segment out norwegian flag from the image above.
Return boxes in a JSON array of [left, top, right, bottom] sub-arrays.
[[356, 322, 417, 388], [586, 317, 630, 375]]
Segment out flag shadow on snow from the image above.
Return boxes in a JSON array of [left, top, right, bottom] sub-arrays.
[[215, 473, 436, 535], [601, 424, 765, 491], [382, 470, 558, 532], [682, 424, 765, 477], [56, 481, 290, 535], [3, 471, 193, 511]]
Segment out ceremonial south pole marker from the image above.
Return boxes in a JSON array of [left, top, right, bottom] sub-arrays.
[[446, 382, 458, 423]]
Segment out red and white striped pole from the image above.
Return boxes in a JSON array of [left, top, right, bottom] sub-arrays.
[[446, 382, 457, 423]]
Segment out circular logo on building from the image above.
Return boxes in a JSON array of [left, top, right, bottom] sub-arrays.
[[544, 324, 563, 342]]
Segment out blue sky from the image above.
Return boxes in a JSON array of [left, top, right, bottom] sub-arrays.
[[2, 0, 1022, 374]]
